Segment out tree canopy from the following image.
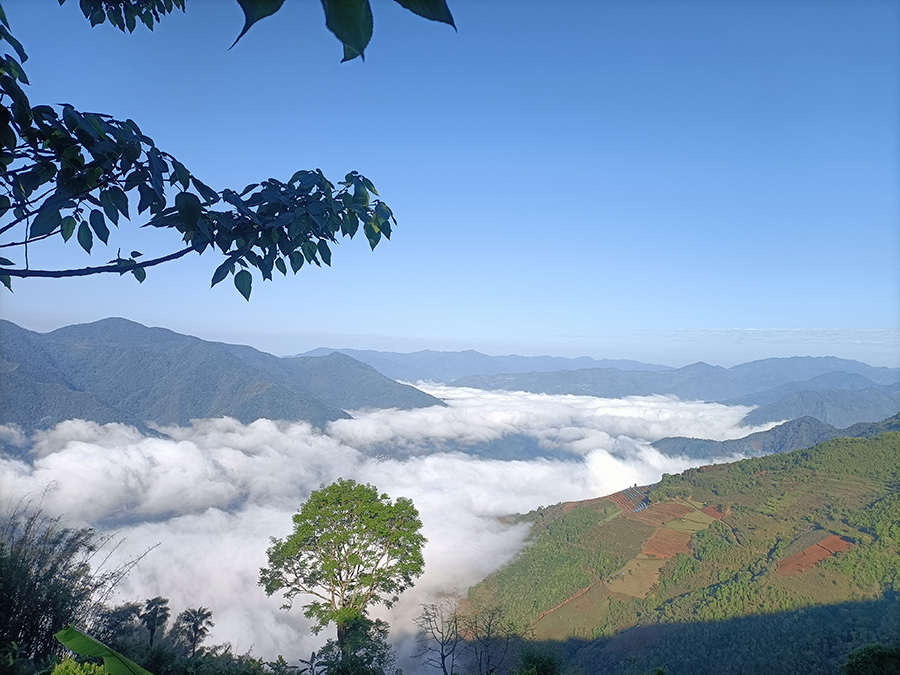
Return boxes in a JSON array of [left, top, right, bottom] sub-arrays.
[[258, 479, 425, 653], [0, 0, 454, 297]]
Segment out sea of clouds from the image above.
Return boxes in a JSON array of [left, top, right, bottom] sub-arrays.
[[0, 384, 773, 665]]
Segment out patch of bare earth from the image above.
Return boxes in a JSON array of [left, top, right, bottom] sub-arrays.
[[700, 505, 725, 519], [776, 534, 854, 575], [626, 502, 693, 528], [641, 528, 692, 558]]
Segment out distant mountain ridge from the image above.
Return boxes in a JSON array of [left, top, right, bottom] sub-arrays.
[[652, 412, 900, 461], [450, 357, 900, 427], [296, 347, 672, 382], [0, 319, 443, 450]]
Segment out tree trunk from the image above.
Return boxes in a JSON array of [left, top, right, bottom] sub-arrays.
[[337, 621, 348, 660]]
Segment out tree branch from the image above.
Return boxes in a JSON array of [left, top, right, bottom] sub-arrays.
[[1, 246, 194, 278]]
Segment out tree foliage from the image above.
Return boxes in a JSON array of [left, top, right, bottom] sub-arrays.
[[139, 597, 169, 647], [258, 479, 425, 651], [0, 7, 394, 297], [0, 502, 133, 662], [316, 616, 399, 675], [173, 606, 214, 658], [63, 0, 455, 62], [0, 0, 458, 296]]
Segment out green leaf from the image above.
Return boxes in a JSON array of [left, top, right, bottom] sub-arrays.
[[147, 147, 167, 196], [289, 250, 304, 273], [55, 625, 155, 675], [172, 159, 190, 191], [210, 259, 232, 287], [175, 191, 202, 228], [0, 194, 9, 218], [137, 183, 157, 214], [132, 266, 146, 283], [234, 269, 252, 300], [316, 239, 332, 266], [340, 211, 359, 238], [231, 0, 286, 48], [0, 256, 12, 265], [100, 189, 119, 225], [0, 274, 10, 291], [77, 220, 93, 253], [0, 119, 16, 149], [191, 176, 219, 204], [0, 27, 28, 64], [361, 177, 378, 195], [89, 209, 110, 244], [124, 4, 137, 32], [30, 204, 62, 237], [320, 0, 374, 62], [301, 240, 318, 262], [109, 185, 129, 219], [364, 222, 380, 249], [0, 75, 32, 127], [60, 215, 77, 241], [275, 257, 287, 275]]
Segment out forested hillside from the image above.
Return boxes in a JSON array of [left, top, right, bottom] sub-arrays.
[[467, 432, 900, 674], [0, 319, 443, 450]]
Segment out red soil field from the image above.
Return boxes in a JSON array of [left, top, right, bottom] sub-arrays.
[[641, 528, 692, 558], [627, 502, 693, 528], [818, 534, 854, 554], [776, 534, 854, 575], [700, 505, 725, 520]]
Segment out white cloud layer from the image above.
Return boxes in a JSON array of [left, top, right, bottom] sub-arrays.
[[0, 386, 768, 665]]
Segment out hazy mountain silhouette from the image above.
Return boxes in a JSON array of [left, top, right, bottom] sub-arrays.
[[297, 347, 671, 382], [0, 319, 444, 444]]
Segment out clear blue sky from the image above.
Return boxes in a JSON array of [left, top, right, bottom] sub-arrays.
[[1, 0, 898, 366]]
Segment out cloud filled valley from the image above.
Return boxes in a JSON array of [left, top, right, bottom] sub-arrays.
[[0, 385, 773, 662]]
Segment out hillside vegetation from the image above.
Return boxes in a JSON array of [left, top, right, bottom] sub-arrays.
[[468, 431, 900, 674]]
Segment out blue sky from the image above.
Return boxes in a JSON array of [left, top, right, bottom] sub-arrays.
[[1, 0, 898, 366]]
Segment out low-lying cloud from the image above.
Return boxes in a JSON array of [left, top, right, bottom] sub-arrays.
[[0, 386, 769, 664]]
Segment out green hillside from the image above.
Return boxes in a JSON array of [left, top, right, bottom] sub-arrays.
[[467, 432, 900, 673]]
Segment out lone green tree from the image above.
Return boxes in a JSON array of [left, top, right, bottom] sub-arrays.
[[258, 478, 425, 658]]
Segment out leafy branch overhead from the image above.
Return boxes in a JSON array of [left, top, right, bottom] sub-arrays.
[[0, 0, 452, 297], [68, 0, 456, 61]]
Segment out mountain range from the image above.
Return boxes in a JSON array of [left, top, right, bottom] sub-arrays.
[[4, 319, 899, 463], [296, 347, 671, 381], [449, 358, 900, 427], [652, 412, 900, 461], [0, 318, 442, 452]]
